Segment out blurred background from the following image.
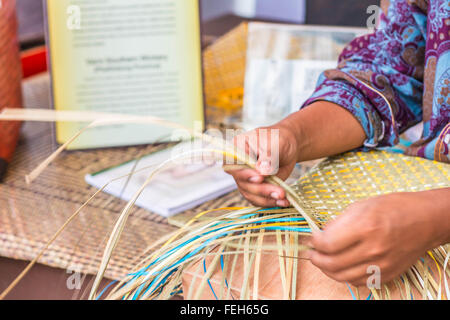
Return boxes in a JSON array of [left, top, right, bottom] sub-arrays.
[[17, 0, 378, 49]]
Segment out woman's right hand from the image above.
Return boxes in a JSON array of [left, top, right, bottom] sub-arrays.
[[225, 101, 368, 208], [224, 124, 300, 208]]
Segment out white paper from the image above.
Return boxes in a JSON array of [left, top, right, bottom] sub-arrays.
[[85, 141, 237, 217], [243, 22, 367, 130], [243, 58, 337, 128]]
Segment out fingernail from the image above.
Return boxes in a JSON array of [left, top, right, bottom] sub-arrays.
[[249, 176, 261, 183], [258, 161, 272, 174], [270, 192, 280, 200], [276, 200, 288, 207]]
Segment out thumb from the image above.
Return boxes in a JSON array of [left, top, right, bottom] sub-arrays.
[[255, 154, 278, 176]]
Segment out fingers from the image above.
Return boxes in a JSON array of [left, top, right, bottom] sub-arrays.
[[308, 231, 374, 286], [224, 168, 264, 184], [232, 131, 257, 162], [311, 251, 390, 287], [311, 208, 365, 255], [228, 128, 292, 207], [238, 180, 289, 207], [232, 129, 280, 176], [317, 262, 371, 287], [239, 180, 286, 201], [308, 200, 390, 286], [239, 187, 290, 208], [309, 243, 372, 276], [225, 166, 290, 207], [311, 229, 361, 256], [255, 158, 277, 176], [254, 130, 279, 176], [226, 166, 290, 207]]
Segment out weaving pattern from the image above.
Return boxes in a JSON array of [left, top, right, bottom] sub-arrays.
[[203, 23, 247, 109], [292, 151, 450, 226]]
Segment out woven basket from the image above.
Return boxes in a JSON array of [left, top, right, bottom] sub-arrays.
[[203, 23, 248, 110], [0, 0, 22, 175]]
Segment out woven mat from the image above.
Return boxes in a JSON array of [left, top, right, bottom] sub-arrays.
[[291, 150, 450, 226]]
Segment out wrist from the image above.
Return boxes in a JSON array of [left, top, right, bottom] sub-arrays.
[[276, 111, 309, 162], [419, 189, 450, 247]]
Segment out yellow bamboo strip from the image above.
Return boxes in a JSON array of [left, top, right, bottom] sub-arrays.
[[275, 230, 288, 300], [252, 229, 265, 300]]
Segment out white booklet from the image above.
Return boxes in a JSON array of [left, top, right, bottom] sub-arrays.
[[85, 141, 237, 217]]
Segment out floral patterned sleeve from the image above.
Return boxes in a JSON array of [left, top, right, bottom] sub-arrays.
[[301, 0, 426, 149]]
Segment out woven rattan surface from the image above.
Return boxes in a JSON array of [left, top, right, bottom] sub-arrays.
[[293, 150, 450, 227], [203, 23, 247, 108]]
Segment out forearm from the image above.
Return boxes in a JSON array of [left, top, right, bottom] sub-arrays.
[[419, 188, 450, 247], [276, 101, 367, 162]]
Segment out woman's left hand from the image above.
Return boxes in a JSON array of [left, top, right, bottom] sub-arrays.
[[309, 189, 450, 287]]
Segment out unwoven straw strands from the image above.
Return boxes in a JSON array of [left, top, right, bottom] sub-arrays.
[[0, 108, 319, 232], [101, 207, 312, 300], [0, 108, 319, 299], [0, 108, 448, 300]]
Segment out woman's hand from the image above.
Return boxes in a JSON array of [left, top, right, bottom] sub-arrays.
[[224, 124, 300, 208], [309, 189, 450, 287], [224, 101, 368, 208]]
